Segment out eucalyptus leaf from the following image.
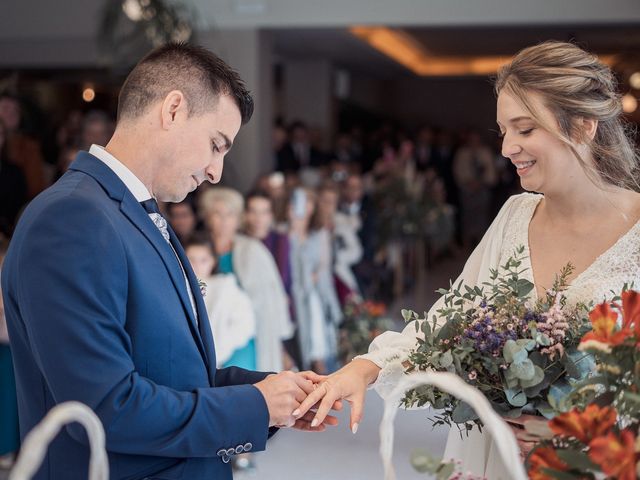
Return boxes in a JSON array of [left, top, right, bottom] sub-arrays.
[[556, 450, 599, 471], [410, 449, 441, 474], [505, 388, 527, 407], [535, 332, 552, 346], [520, 365, 545, 388], [509, 358, 535, 380], [436, 463, 455, 480], [516, 338, 536, 351], [516, 278, 535, 297], [451, 401, 479, 423], [439, 350, 454, 368], [503, 340, 527, 364]]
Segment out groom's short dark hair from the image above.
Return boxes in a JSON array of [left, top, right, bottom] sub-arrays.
[[117, 42, 253, 125]]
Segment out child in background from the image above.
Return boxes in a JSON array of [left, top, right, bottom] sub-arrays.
[[184, 235, 256, 368]]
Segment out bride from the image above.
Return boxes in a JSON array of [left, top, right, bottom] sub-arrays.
[[296, 40, 640, 478]]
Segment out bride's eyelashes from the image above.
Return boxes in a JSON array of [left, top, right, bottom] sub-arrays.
[[518, 128, 535, 136]]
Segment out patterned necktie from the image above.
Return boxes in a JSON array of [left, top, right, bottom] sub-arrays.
[[140, 199, 170, 242], [140, 198, 199, 323]]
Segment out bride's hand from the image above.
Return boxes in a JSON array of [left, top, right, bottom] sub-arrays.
[[292, 359, 381, 433]]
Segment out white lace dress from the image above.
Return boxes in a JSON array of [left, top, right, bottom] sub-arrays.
[[359, 192, 640, 479]]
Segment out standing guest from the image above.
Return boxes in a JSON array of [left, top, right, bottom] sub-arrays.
[[453, 130, 497, 248], [244, 190, 300, 370], [78, 110, 113, 151], [277, 121, 326, 173], [315, 184, 362, 301], [0, 236, 19, 471], [166, 193, 200, 244], [2, 43, 336, 480], [289, 188, 342, 374], [0, 119, 28, 236], [200, 187, 294, 373], [0, 93, 46, 199]]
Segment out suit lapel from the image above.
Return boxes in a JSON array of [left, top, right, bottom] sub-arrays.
[[69, 152, 210, 369], [167, 225, 217, 384]]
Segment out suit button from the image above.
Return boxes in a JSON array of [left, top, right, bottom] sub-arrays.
[[226, 448, 236, 457], [235, 445, 244, 454], [243, 442, 253, 452], [222, 455, 230, 464], [217, 448, 227, 457]]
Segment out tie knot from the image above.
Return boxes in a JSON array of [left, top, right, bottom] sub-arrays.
[[140, 198, 161, 215]]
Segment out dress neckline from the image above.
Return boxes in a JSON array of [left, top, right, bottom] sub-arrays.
[[522, 194, 640, 302]]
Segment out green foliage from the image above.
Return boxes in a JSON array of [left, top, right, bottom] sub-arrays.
[[401, 246, 594, 431]]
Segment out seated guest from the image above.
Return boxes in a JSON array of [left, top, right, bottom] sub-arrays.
[[199, 187, 294, 372]]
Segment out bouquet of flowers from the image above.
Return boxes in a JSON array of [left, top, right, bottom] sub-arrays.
[[339, 294, 394, 362], [526, 289, 640, 480], [402, 246, 594, 433]]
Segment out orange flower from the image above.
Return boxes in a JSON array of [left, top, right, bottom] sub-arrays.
[[589, 430, 638, 480], [621, 290, 640, 340], [549, 404, 617, 443], [580, 302, 631, 352], [528, 446, 569, 480]]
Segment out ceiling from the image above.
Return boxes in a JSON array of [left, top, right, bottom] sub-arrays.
[[271, 24, 640, 78]]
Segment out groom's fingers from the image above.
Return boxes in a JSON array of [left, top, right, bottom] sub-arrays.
[[293, 373, 316, 395], [299, 370, 327, 384]]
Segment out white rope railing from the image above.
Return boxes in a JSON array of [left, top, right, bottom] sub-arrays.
[[380, 371, 527, 480], [9, 401, 109, 480]]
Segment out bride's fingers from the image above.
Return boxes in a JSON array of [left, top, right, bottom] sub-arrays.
[[293, 382, 328, 419], [349, 390, 366, 434], [309, 385, 340, 427]]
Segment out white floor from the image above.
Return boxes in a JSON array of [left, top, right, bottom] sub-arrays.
[[240, 394, 450, 480]]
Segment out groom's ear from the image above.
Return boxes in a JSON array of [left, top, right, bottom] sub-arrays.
[[160, 90, 186, 130]]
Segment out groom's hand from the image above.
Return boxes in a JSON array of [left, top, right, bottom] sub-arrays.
[[254, 371, 315, 427]]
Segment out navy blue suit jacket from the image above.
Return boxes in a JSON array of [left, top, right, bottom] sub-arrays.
[[2, 152, 272, 479]]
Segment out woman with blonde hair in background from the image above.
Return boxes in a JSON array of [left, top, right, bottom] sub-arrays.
[[199, 187, 294, 373], [295, 41, 640, 479]]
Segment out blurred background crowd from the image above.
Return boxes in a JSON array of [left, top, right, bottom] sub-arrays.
[[1, 0, 639, 476]]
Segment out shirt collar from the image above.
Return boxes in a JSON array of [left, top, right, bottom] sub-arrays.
[[89, 144, 152, 202]]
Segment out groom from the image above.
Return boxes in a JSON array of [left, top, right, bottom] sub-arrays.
[[1, 43, 335, 480]]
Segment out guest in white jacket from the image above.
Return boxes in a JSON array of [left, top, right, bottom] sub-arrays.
[[185, 235, 256, 367], [199, 187, 294, 373]]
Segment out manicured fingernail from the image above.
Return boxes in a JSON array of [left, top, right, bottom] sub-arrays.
[[292, 409, 300, 417], [311, 418, 319, 428], [352, 423, 359, 434]]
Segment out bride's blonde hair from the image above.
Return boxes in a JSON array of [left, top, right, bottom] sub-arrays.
[[495, 40, 640, 191]]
